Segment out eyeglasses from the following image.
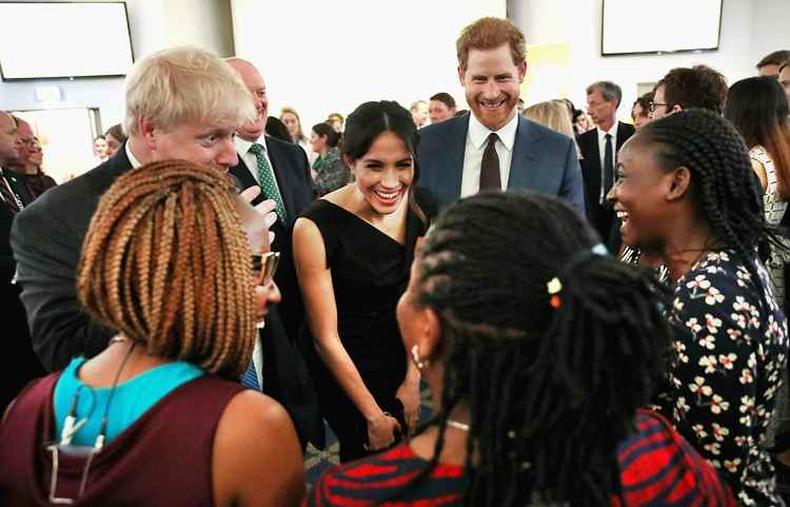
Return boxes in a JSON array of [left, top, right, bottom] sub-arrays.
[[648, 101, 668, 112], [251, 251, 280, 287]]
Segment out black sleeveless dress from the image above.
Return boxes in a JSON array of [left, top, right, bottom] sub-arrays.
[[299, 199, 425, 462]]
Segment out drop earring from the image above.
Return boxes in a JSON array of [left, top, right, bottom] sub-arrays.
[[410, 344, 429, 370]]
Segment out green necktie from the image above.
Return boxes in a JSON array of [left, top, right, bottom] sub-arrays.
[[249, 142, 287, 221]]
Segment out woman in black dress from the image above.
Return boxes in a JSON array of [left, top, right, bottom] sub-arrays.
[[293, 101, 429, 462]]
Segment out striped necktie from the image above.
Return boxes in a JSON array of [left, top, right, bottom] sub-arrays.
[[248, 143, 287, 221], [240, 360, 260, 391]]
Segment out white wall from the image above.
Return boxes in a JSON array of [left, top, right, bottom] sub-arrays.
[[231, 0, 506, 132], [510, 0, 790, 119], [750, 0, 790, 63], [0, 0, 234, 129]]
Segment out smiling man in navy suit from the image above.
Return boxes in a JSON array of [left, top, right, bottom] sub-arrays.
[[417, 17, 584, 212]]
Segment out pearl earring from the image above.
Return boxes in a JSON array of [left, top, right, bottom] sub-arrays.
[[411, 344, 429, 370]]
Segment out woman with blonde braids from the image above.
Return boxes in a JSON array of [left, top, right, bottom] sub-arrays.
[[0, 160, 304, 506]]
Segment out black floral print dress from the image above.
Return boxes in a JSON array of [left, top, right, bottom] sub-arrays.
[[655, 250, 788, 505]]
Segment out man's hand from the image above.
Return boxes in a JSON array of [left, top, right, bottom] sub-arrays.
[[239, 186, 277, 243]]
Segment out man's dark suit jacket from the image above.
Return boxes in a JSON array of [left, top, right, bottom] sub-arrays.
[[229, 135, 314, 341], [577, 121, 635, 244], [11, 152, 129, 370], [11, 143, 321, 447], [417, 112, 585, 213], [228, 135, 322, 447], [1, 201, 45, 411]]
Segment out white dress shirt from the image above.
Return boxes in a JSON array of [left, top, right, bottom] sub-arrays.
[[234, 135, 284, 197], [460, 112, 519, 198], [125, 141, 142, 169], [234, 135, 278, 388], [596, 122, 619, 169]]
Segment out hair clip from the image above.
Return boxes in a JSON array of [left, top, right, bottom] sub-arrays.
[[591, 243, 609, 256], [547, 277, 562, 309]]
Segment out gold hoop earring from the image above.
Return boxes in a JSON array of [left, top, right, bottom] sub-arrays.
[[410, 344, 429, 370]]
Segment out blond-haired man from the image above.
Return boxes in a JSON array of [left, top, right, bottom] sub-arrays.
[[11, 47, 257, 371], [417, 17, 583, 212]]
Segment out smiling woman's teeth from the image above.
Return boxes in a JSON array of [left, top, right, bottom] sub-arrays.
[[375, 190, 398, 200]]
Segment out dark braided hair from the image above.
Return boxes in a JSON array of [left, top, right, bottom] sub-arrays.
[[635, 108, 780, 264], [403, 191, 671, 506]]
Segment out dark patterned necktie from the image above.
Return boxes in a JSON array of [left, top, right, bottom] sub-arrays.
[[480, 133, 501, 191], [601, 133, 614, 204], [241, 360, 260, 391], [248, 143, 287, 221]]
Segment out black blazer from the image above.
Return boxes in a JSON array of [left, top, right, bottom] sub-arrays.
[[228, 136, 322, 447], [1, 200, 45, 411], [577, 122, 635, 241], [10, 151, 130, 371], [229, 136, 314, 340]]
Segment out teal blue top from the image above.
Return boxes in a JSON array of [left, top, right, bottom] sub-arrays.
[[53, 357, 205, 446]]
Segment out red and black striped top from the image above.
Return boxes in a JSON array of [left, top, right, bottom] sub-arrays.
[[305, 409, 735, 506]]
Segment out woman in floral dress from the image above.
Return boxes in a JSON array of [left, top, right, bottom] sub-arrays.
[[609, 109, 788, 505]]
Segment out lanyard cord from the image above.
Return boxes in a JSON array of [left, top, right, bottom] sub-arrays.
[[1, 172, 25, 211]]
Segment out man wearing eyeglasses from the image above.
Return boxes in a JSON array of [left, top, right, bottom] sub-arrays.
[[650, 65, 728, 120], [577, 81, 634, 247]]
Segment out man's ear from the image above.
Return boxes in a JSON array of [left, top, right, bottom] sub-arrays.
[[457, 66, 466, 87], [670, 104, 683, 115], [517, 61, 527, 83], [666, 166, 692, 202], [138, 116, 157, 150]]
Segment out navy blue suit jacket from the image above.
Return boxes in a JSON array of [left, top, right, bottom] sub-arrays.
[[417, 113, 585, 212]]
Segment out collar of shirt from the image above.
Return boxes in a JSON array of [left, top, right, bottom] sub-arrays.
[[234, 134, 268, 156], [597, 122, 619, 143], [125, 142, 143, 169], [468, 111, 518, 151]]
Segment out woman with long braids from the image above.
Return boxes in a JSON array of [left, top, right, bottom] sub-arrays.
[[294, 101, 429, 463], [610, 109, 788, 505], [0, 161, 304, 506], [307, 191, 733, 506]]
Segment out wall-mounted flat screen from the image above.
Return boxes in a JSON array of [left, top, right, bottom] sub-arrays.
[[602, 0, 722, 56], [0, 2, 133, 80]]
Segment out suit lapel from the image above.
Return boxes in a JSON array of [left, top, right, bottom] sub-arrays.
[[267, 139, 298, 229], [615, 122, 634, 156], [589, 130, 601, 174], [229, 158, 258, 191], [440, 115, 468, 198], [506, 116, 539, 190]]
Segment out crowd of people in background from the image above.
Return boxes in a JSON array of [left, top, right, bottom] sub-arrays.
[[1, 15, 790, 507]]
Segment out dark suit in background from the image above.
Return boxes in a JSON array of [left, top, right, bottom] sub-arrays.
[[1, 204, 45, 411], [577, 121, 635, 245], [229, 135, 322, 447], [417, 113, 585, 213], [10, 151, 129, 371]]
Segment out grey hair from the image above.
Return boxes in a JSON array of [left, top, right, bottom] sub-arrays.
[[586, 81, 623, 107]]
